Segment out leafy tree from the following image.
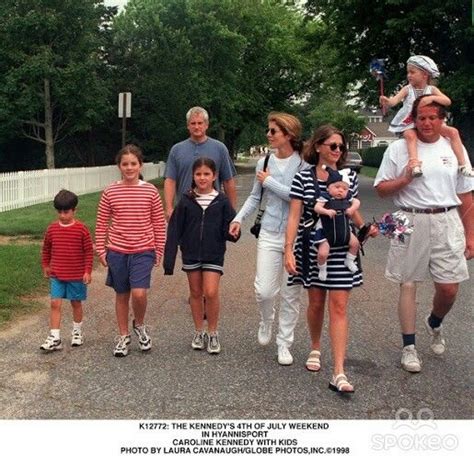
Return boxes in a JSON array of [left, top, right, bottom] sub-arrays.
[[0, 0, 114, 168], [299, 93, 366, 139], [304, 0, 474, 151], [110, 0, 316, 157]]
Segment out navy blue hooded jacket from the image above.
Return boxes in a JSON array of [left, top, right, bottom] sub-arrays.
[[163, 191, 238, 275]]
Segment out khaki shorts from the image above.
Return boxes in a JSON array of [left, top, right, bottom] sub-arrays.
[[385, 209, 469, 284]]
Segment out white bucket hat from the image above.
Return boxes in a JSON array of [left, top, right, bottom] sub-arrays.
[[407, 55, 440, 78]]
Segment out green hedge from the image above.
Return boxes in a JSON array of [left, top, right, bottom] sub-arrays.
[[360, 146, 387, 168]]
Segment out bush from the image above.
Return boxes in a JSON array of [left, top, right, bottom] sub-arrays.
[[361, 146, 387, 168]]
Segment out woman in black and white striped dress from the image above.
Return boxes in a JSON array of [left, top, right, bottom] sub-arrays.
[[285, 125, 376, 393]]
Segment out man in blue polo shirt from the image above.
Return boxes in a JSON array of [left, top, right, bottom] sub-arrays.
[[164, 106, 237, 220]]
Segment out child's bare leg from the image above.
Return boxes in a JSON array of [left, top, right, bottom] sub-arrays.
[[441, 125, 473, 176], [404, 128, 422, 176], [317, 240, 329, 281], [344, 233, 359, 273], [115, 292, 131, 335], [202, 271, 221, 334], [131, 288, 147, 326], [49, 299, 62, 330], [186, 271, 205, 332], [348, 232, 359, 256], [70, 300, 83, 324]]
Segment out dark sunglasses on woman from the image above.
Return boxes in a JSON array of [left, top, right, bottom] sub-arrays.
[[266, 128, 280, 135], [321, 143, 346, 152]]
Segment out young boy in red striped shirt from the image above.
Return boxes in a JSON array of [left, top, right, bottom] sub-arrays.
[[40, 189, 93, 351]]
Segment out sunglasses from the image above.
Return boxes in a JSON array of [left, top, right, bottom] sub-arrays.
[[321, 143, 346, 152], [266, 127, 281, 135]]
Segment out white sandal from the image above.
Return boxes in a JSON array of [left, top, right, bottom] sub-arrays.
[[329, 373, 355, 393], [305, 350, 321, 372]]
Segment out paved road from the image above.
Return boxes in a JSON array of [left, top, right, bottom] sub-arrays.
[[0, 167, 472, 420]]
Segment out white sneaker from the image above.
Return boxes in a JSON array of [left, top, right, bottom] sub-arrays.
[[257, 321, 272, 346], [424, 316, 446, 355], [278, 346, 293, 366], [191, 331, 206, 350], [207, 332, 221, 354], [113, 335, 131, 357], [132, 320, 152, 352], [401, 345, 421, 372], [40, 333, 62, 352], [71, 329, 84, 347]]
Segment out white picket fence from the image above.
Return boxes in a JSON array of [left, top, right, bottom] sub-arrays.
[[0, 162, 166, 213]]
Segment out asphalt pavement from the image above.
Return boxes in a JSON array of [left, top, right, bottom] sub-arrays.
[[0, 164, 472, 420]]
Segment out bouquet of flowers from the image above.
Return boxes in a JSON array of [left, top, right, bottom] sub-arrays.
[[375, 211, 414, 243]]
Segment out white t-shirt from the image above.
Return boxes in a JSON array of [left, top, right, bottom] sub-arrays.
[[374, 137, 473, 209]]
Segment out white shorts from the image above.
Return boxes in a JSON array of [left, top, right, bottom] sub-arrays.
[[385, 209, 469, 284]]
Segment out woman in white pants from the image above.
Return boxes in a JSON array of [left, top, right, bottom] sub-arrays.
[[229, 112, 310, 365]]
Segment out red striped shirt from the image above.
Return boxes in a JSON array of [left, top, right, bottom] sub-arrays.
[[95, 181, 166, 261], [42, 220, 93, 281]]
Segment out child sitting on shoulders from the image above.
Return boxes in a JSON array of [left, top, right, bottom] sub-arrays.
[[380, 55, 473, 178]]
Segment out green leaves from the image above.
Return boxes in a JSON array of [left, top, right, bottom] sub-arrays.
[[110, 0, 316, 156], [0, 0, 113, 165]]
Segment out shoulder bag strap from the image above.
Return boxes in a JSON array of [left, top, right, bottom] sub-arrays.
[[254, 153, 271, 222], [257, 153, 271, 205]]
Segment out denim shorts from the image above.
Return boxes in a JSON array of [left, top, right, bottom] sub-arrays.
[[50, 278, 87, 301], [105, 250, 155, 293]]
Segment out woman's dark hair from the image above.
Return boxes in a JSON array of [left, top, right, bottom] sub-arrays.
[[411, 95, 447, 121], [303, 124, 348, 169], [53, 189, 78, 210], [115, 144, 144, 165], [191, 157, 217, 190]]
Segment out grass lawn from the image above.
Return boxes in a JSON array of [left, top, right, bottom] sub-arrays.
[[0, 244, 47, 323], [0, 178, 164, 324], [0, 191, 101, 238]]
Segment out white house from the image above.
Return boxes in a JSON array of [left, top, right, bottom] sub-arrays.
[[350, 109, 398, 150]]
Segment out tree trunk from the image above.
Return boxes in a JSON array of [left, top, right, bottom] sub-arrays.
[[44, 78, 55, 169]]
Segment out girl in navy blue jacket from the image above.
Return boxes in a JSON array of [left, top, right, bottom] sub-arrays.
[[164, 157, 239, 354]]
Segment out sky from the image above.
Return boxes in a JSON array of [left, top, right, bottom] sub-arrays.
[[103, 0, 128, 9]]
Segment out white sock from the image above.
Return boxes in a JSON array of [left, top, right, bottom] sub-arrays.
[[50, 329, 60, 339], [318, 263, 327, 281], [345, 253, 358, 273], [73, 321, 83, 332]]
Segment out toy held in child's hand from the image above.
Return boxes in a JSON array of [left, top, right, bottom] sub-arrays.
[[375, 211, 414, 243], [369, 58, 387, 81], [370, 58, 387, 115]]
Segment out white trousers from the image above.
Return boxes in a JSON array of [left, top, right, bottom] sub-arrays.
[[254, 229, 302, 348]]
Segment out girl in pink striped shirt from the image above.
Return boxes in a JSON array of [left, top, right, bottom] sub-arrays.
[[95, 145, 166, 357]]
